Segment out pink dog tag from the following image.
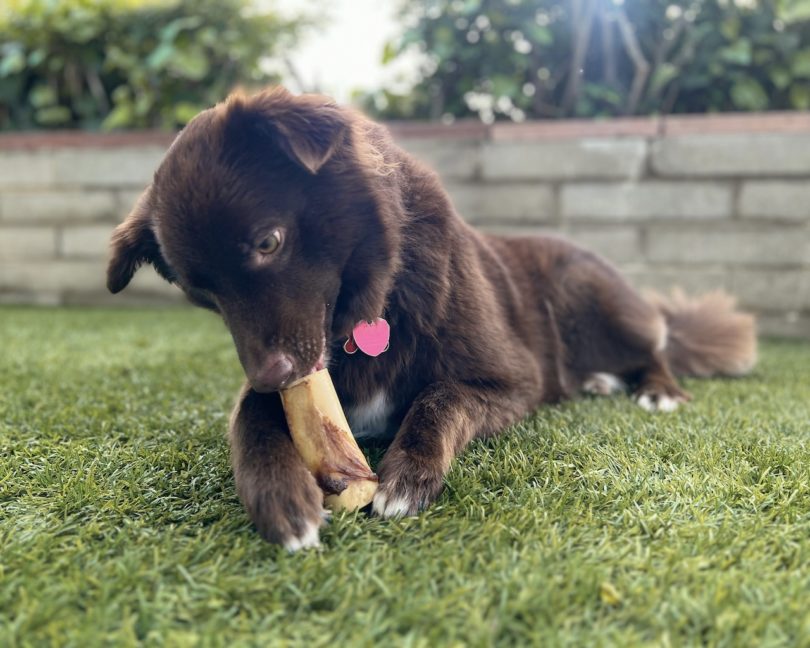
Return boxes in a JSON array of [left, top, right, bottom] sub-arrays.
[[350, 318, 390, 357]]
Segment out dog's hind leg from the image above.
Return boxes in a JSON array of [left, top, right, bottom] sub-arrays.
[[629, 352, 691, 412], [589, 272, 690, 413], [558, 253, 689, 412], [372, 380, 527, 517], [228, 384, 327, 550]]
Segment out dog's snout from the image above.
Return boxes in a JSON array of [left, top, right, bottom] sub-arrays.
[[250, 352, 294, 392]]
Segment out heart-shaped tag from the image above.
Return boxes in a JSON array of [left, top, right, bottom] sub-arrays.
[[351, 318, 390, 357]]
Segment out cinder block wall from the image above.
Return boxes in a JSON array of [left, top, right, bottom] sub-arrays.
[[1, 113, 809, 337]]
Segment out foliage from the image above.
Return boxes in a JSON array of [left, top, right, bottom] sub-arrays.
[[2, 307, 810, 644], [367, 0, 810, 121], [0, 0, 303, 130]]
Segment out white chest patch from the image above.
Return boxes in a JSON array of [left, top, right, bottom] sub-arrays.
[[347, 390, 394, 440]]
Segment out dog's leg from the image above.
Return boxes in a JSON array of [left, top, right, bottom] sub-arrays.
[[589, 278, 691, 413], [632, 353, 691, 413], [229, 384, 327, 550], [372, 381, 519, 518]]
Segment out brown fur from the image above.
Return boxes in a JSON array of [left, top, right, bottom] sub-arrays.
[[107, 87, 757, 547], [646, 288, 758, 378]]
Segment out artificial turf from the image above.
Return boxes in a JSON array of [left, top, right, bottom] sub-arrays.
[[1, 306, 809, 647]]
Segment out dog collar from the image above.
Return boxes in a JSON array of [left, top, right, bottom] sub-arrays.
[[343, 318, 390, 357]]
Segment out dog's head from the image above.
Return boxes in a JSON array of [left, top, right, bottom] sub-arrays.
[[107, 87, 402, 391]]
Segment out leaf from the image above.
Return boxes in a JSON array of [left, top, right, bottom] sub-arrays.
[[789, 84, 810, 109], [29, 84, 57, 108], [168, 47, 210, 81], [720, 14, 741, 40], [101, 103, 134, 131], [779, 0, 810, 24], [134, 91, 153, 117], [681, 73, 712, 91], [147, 43, 175, 71], [583, 82, 622, 106], [525, 24, 553, 47], [770, 66, 791, 90], [27, 48, 46, 67], [197, 27, 218, 48], [719, 39, 752, 66], [173, 102, 202, 125], [382, 40, 397, 65], [599, 582, 623, 606], [111, 85, 132, 103], [791, 48, 810, 77], [433, 25, 455, 59], [649, 63, 679, 95], [731, 78, 769, 110], [160, 16, 204, 43], [490, 74, 519, 99], [0, 46, 26, 77], [34, 105, 71, 125]]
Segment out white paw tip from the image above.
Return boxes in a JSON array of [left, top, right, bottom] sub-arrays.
[[583, 372, 625, 396], [636, 393, 655, 412], [372, 490, 413, 518], [283, 520, 321, 552], [657, 395, 680, 413], [635, 393, 681, 413], [372, 491, 388, 516]]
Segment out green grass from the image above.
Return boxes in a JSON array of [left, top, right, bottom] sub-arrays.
[[1, 307, 810, 647]]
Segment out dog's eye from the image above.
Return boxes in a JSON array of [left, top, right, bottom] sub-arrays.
[[257, 230, 282, 255]]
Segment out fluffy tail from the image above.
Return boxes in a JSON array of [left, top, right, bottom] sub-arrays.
[[646, 289, 757, 378]]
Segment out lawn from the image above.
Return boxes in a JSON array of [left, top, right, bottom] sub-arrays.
[[1, 307, 809, 647]]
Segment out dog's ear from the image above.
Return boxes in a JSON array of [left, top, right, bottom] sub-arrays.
[[227, 88, 349, 174], [107, 188, 174, 293]]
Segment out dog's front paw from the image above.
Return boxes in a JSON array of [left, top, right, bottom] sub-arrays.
[[372, 452, 444, 518], [236, 465, 326, 551]]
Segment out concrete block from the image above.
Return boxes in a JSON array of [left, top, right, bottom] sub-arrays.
[[0, 260, 182, 303], [0, 190, 117, 224], [561, 182, 732, 220], [739, 181, 810, 221], [116, 189, 146, 217], [476, 225, 562, 240], [397, 138, 480, 180], [445, 183, 555, 224], [754, 312, 810, 339], [566, 227, 642, 264], [0, 151, 55, 188], [618, 265, 730, 296], [60, 225, 115, 258], [482, 138, 647, 181], [0, 260, 108, 293], [0, 227, 57, 260], [730, 269, 810, 310], [126, 265, 181, 296], [0, 290, 61, 306], [652, 133, 810, 177], [51, 146, 165, 187], [646, 227, 810, 265], [64, 265, 183, 305]]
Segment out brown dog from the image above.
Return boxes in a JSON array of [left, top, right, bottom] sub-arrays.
[[107, 87, 756, 550]]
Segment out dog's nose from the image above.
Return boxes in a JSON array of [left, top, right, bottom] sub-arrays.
[[250, 352, 294, 392]]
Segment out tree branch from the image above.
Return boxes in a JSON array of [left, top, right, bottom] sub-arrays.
[[615, 8, 650, 115], [561, 0, 598, 114]]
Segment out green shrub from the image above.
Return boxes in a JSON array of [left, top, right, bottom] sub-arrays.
[[366, 0, 810, 121], [0, 0, 303, 130]]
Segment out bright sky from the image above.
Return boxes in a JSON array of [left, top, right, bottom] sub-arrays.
[[272, 0, 416, 103]]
